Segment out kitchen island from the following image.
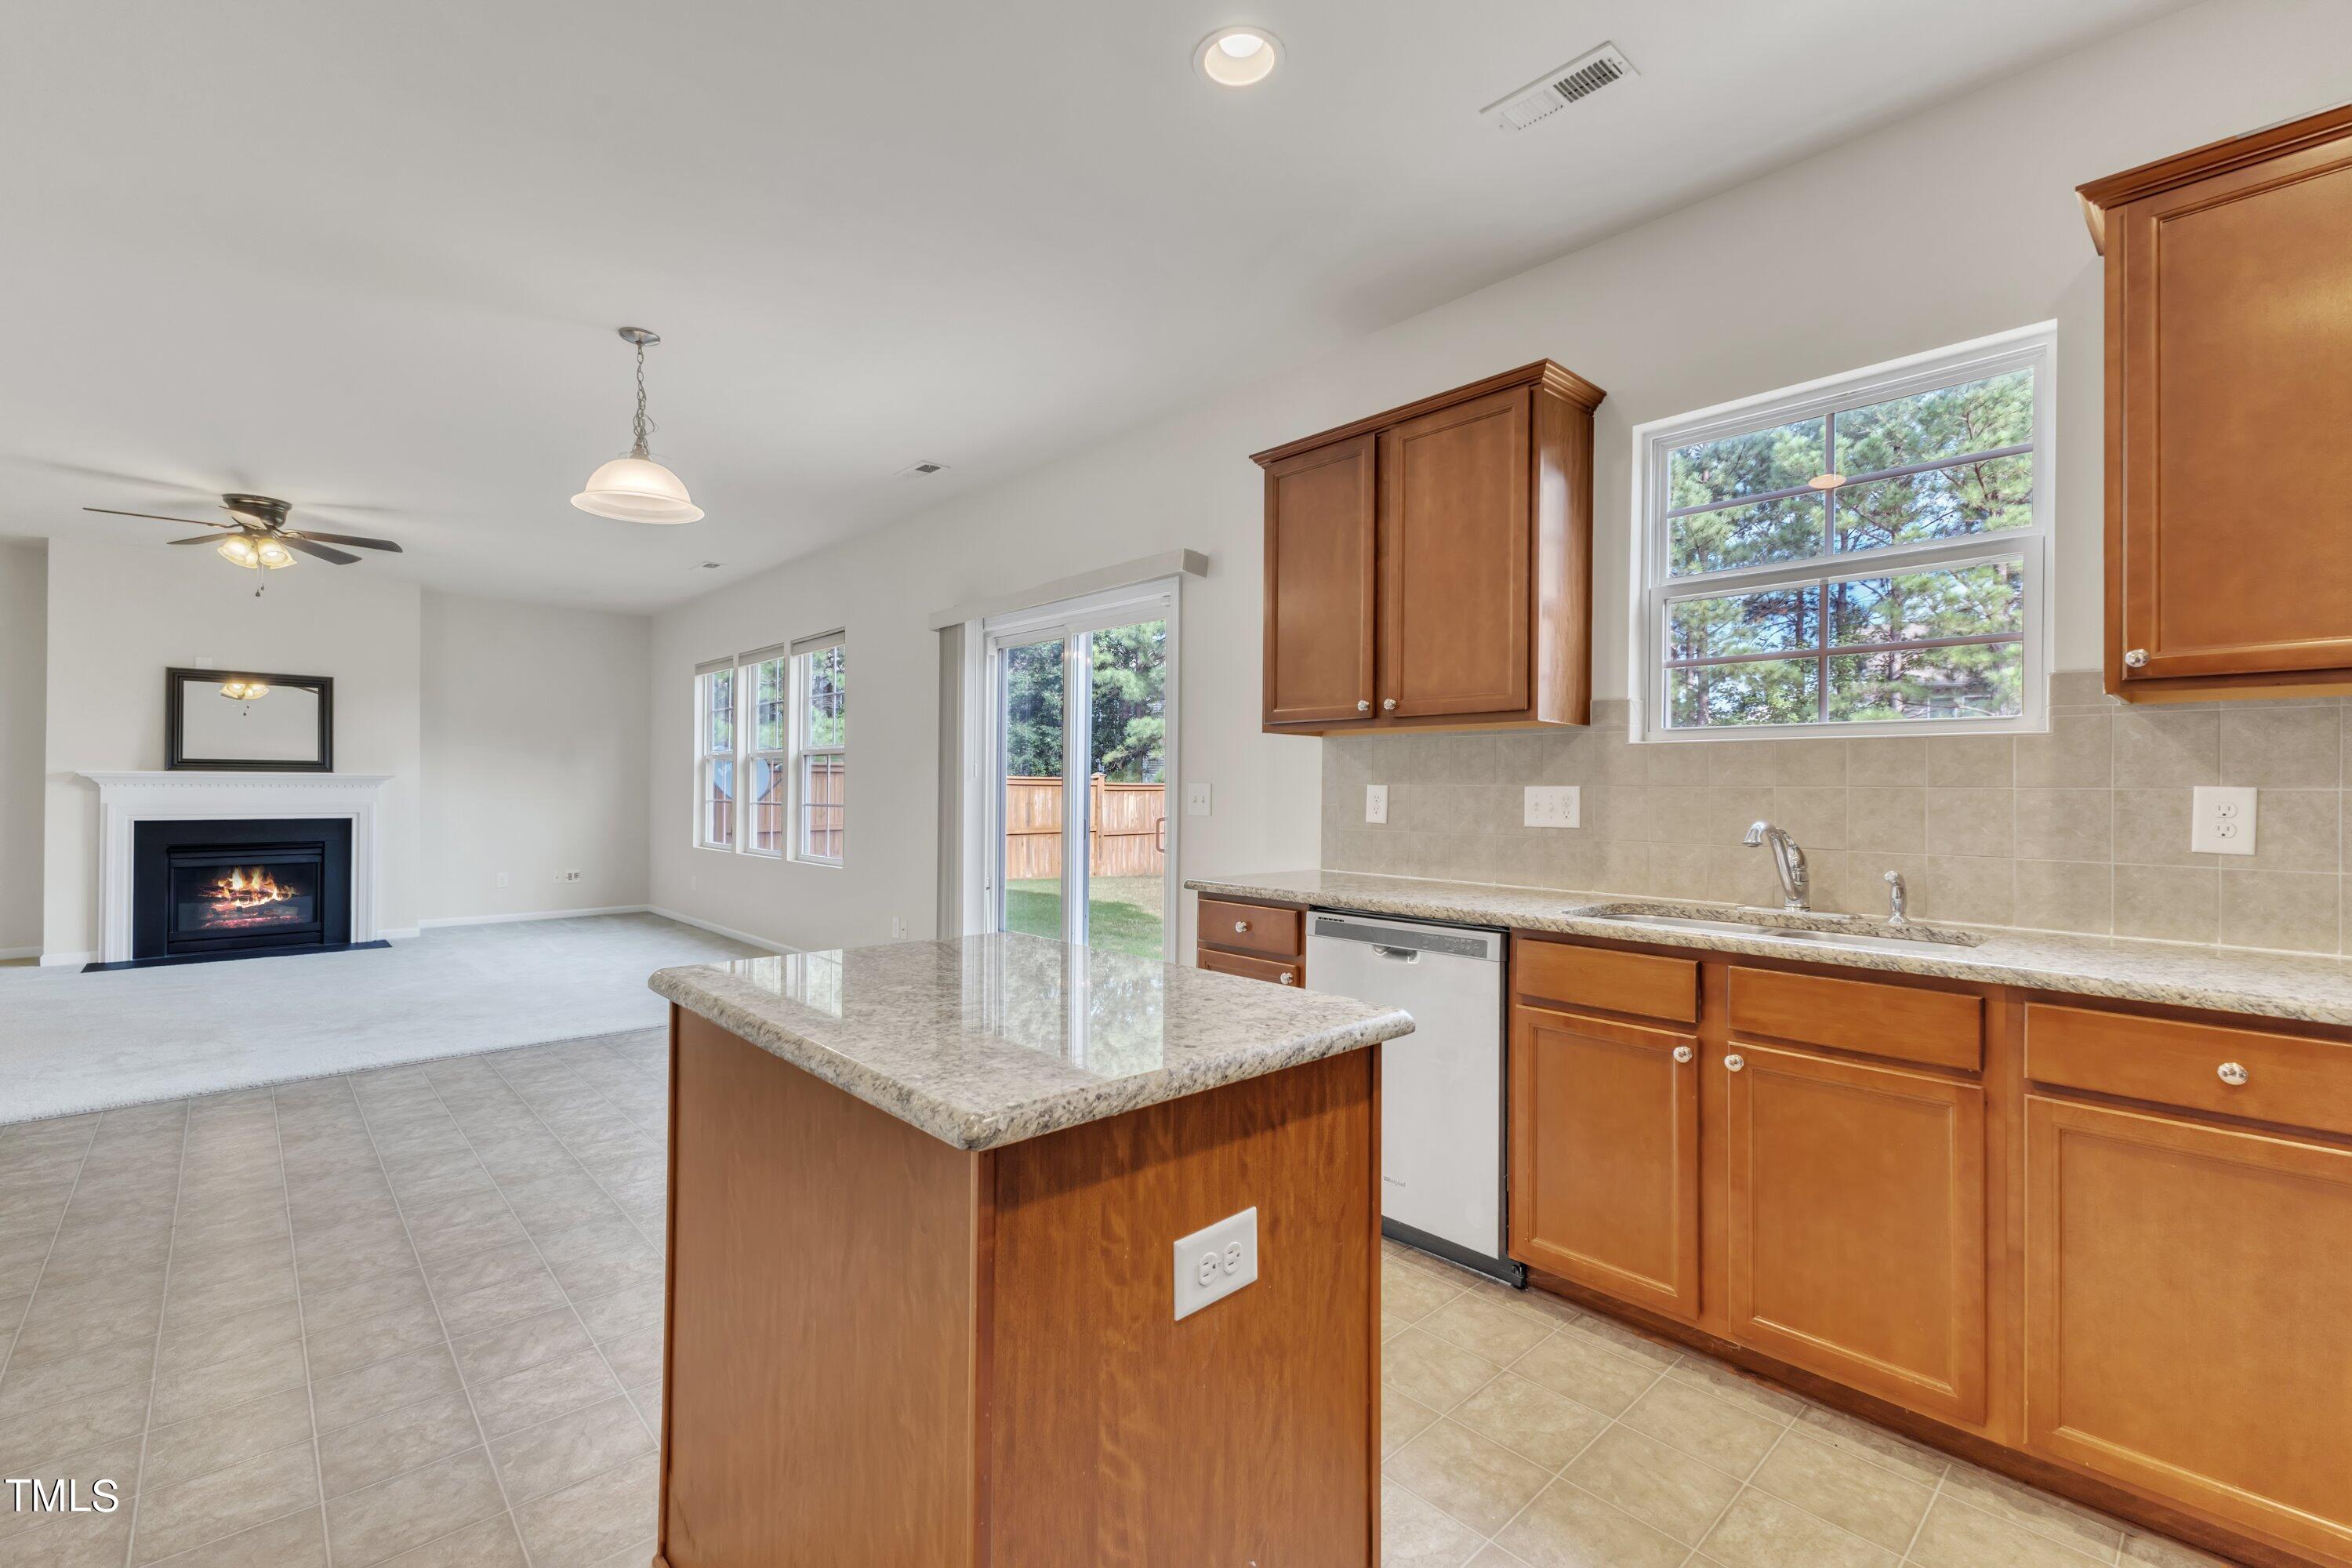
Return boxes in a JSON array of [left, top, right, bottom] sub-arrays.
[[645, 934, 1414, 1568]]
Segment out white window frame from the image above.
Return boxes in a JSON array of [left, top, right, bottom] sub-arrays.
[[691, 637, 838, 862], [741, 646, 789, 858], [789, 632, 846, 868], [1627, 322, 2055, 743], [692, 659, 737, 851], [964, 577, 1181, 961]]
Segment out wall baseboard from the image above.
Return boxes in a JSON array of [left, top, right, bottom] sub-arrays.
[[647, 906, 797, 956], [418, 905, 651, 930], [1, 946, 43, 962], [38, 951, 97, 967]]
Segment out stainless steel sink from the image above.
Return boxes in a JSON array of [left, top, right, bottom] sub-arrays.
[[1566, 902, 1984, 952]]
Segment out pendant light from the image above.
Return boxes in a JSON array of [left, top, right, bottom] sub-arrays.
[[572, 327, 704, 524]]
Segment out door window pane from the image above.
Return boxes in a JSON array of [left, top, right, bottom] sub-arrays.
[[1000, 639, 1065, 942], [1086, 619, 1167, 958]]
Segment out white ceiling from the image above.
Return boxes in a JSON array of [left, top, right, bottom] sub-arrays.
[[2, 0, 2185, 611]]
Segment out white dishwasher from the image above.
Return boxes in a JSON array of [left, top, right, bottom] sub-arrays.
[[1307, 911, 1519, 1285]]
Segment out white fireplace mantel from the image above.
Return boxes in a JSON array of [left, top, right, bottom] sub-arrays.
[[81, 771, 394, 966]]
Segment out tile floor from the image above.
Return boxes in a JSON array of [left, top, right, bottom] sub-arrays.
[[0, 1029, 2235, 1567]]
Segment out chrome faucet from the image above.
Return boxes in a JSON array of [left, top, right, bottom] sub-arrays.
[[1743, 821, 1810, 911], [1884, 869, 1909, 925]]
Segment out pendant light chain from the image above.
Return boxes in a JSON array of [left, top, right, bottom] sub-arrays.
[[631, 339, 655, 459]]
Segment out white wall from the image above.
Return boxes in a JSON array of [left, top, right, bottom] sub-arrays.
[[644, 0, 2352, 958], [41, 537, 424, 959], [0, 543, 45, 956], [421, 591, 651, 924]]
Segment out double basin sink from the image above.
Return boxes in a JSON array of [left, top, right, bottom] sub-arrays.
[[1566, 901, 1984, 955]]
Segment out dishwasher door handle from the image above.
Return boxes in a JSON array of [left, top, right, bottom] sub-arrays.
[[1370, 945, 1422, 963]]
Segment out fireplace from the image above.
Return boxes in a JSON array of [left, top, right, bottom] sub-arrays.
[[132, 817, 353, 964]]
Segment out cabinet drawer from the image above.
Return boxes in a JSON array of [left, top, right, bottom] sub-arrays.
[[1729, 967, 1982, 1073], [2027, 1003, 2352, 1138], [1196, 946, 1301, 988], [1198, 898, 1303, 960], [1513, 937, 1697, 1025]]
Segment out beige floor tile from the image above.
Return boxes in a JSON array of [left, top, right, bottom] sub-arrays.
[[143, 1387, 313, 1489], [434, 1266, 571, 1341], [1385, 1417, 1551, 1536], [533, 1221, 661, 1301], [1384, 1388, 1440, 1458], [147, 1330, 310, 1428], [1619, 1376, 1784, 1479], [0, 1334, 156, 1418], [145, 1505, 326, 1567], [1940, 1457, 2126, 1559], [375, 1513, 530, 1566], [1420, 1294, 1555, 1364], [1508, 1327, 1662, 1417], [1378, 1479, 1486, 1568], [1495, 1477, 1687, 1568], [0, 1376, 153, 1468], [1560, 1422, 1740, 1545], [1698, 1486, 1897, 1568], [296, 1265, 434, 1332], [1662, 1356, 1806, 1424], [1789, 1403, 1949, 1488], [450, 1307, 592, 1388], [466, 1346, 622, 1439], [303, 1299, 447, 1381], [1382, 1327, 1504, 1414], [129, 1441, 318, 1565], [568, 1280, 662, 1345], [1384, 1257, 1465, 1324], [0, 1499, 136, 1567], [316, 1390, 481, 1498], [2122, 1529, 2236, 1566], [1450, 1373, 1608, 1472], [1463, 1548, 1530, 1567], [510, 1450, 659, 1565], [597, 1324, 662, 1387], [1907, 1494, 2114, 1567], [311, 1343, 463, 1434], [1747, 1428, 1933, 1553], [324, 1447, 508, 1568], [1553, 1310, 1680, 1370], [488, 1394, 655, 1504]]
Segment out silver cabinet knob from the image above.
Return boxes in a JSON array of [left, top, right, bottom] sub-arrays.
[[1672, 1045, 1694, 1065], [2124, 648, 2149, 669], [2218, 1061, 2249, 1087], [1357, 699, 1371, 713], [1382, 698, 1397, 710], [1279, 971, 1297, 985], [1234, 920, 1250, 933], [1725, 1053, 1745, 1073]]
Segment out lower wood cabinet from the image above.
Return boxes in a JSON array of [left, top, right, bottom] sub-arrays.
[[1508, 1002, 1700, 1319], [2025, 1094, 2352, 1563], [1723, 1044, 1987, 1424]]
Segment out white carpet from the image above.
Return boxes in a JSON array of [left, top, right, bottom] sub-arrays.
[[0, 913, 766, 1124]]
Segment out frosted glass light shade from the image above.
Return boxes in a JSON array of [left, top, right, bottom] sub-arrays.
[[572, 456, 705, 524]]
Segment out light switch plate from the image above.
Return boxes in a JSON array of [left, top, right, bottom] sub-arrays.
[[1524, 786, 1581, 828], [1365, 784, 1388, 824], [1173, 1207, 1258, 1320], [2190, 786, 2257, 855], [1185, 781, 1212, 817]]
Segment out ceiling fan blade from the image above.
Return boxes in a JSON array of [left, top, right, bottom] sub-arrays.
[[83, 506, 227, 528], [287, 530, 403, 553], [169, 534, 227, 546], [279, 536, 361, 565]]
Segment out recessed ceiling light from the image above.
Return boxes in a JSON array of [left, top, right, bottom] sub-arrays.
[[1198, 27, 1280, 87]]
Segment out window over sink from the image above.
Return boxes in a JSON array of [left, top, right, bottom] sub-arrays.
[[1632, 324, 2052, 740]]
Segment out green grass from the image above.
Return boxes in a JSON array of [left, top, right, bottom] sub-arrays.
[[1004, 876, 1167, 959]]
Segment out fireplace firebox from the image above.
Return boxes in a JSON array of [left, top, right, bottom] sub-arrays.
[[132, 817, 353, 964]]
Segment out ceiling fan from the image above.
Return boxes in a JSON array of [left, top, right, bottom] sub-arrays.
[[82, 493, 403, 594]]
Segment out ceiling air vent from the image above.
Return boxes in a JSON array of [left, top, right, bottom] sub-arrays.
[[896, 460, 949, 478], [1482, 42, 1637, 132]]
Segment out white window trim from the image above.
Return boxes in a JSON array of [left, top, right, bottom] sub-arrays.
[[691, 636, 844, 864], [789, 632, 846, 868], [1625, 321, 2056, 744], [960, 576, 1181, 961], [692, 659, 736, 853]]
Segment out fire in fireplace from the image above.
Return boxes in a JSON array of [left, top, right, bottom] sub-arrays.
[[131, 817, 353, 964], [181, 863, 318, 935]]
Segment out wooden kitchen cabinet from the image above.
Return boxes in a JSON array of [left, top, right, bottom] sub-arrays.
[[1195, 893, 1305, 986], [1722, 1043, 1987, 1425], [2025, 1094, 2352, 1563], [2081, 103, 2352, 699], [1508, 1000, 1701, 1320], [1253, 361, 1603, 734]]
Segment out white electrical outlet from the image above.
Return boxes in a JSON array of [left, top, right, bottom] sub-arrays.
[[1172, 1207, 1259, 1321], [1185, 780, 1213, 817], [554, 869, 583, 884], [1523, 786, 1581, 828], [1365, 784, 1388, 824], [495, 872, 510, 888], [890, 916, 906, 939], [2190, 786, 2258, 855]]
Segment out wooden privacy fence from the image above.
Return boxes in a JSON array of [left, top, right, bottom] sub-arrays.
[[1004, 777, 1165, 880]]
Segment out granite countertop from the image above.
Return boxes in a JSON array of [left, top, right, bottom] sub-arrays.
[[649, 932, 1414, 1151], [1189, 868, 2352, 1029]]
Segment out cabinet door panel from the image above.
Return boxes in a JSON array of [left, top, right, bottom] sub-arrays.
[[2026, 1095, 2352, 1561], [1264, 436, 1377, 725], [1724, 1045, 1987, 1424], [1380, 389, 1531, 717], [1508, 1004, 1699, 1319], [2118, 135, 2352, 681]]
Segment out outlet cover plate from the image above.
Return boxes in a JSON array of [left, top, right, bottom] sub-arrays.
[[1524, 785, 1581, 828], [1172, 1206, 1258, 1321], [2190, 786, 2257, 855], [1365, 784, 1388, 824]]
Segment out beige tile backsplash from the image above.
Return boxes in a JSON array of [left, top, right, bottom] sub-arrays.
[[1319, 673, 2350, 955]]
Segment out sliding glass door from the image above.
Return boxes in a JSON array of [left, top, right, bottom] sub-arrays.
[[985, 585, 1175, 959]]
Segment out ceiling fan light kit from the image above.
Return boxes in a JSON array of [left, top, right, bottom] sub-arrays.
[[572, 326, 703, 524], [82, 492, 406, 597]]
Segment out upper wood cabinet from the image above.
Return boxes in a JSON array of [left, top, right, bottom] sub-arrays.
[[1254, 361, 1603, 733], [2081, 103, 2352, 699]]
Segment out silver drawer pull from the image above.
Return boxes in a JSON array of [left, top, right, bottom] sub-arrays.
[[1725, 1053, 1745, 1073], [1672, 1045, 1693, 1065], [2217, 1061, 2249, 1087], [1234, 920, 1250, 933], [1356, 699, 1370, 713], [1383, 698, 1397, 710], [1278, 971, 1297, 985], [2124, 648, 2149, 669]]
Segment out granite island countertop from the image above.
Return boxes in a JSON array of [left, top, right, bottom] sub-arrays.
[[649, 931, 1414, 1151], [1189, 868, 2352, 1029]]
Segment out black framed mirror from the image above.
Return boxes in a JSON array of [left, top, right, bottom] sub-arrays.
[[165, 669, 335, 771]]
